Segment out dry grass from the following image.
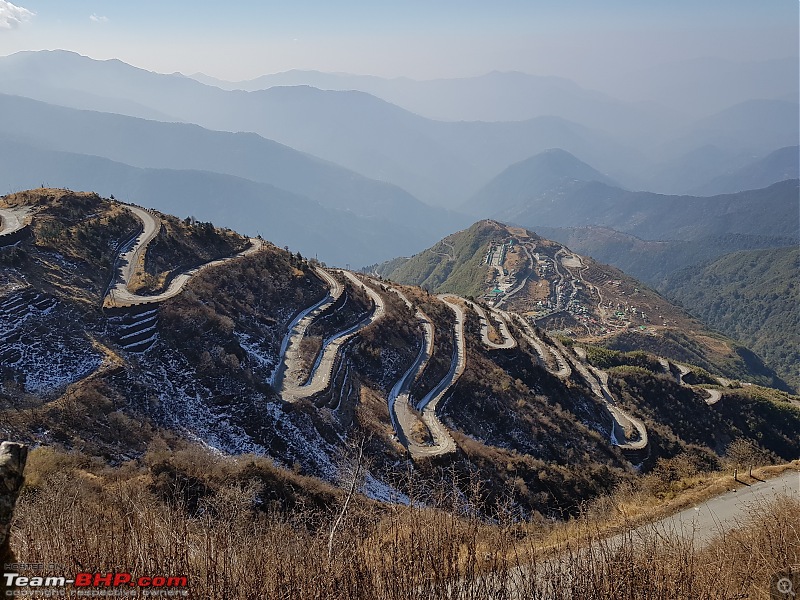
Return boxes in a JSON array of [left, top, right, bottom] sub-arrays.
[[8, 450, 799, 599], [530, 462, 800, 556]]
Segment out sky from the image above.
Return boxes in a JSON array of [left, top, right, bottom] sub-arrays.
[[0, 0, 797, 85]]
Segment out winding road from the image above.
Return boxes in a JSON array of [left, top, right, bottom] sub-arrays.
[[388, 307, 435, 448], [664, 360, 724, 405], [499, 468, 800, 598], [105, 204, 264, 308], [391, 294, 466, 458], [512, 314, 571, 379], [465, 300, 517, 350], [270, 268, 344, 388], [565, 348, 648, 452], [278, 271, 386, 402]]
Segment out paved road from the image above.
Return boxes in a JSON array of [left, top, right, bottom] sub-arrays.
[[662, 359, 725, 406], [563, 348, 648, 452], [640, 468, 800, 546], [415, 295, 466, 457], [465, 300, 517, 349], [280, 271, 385, 402], [270, 268, 344, 388], [388, 306, 434, 446], [105, 203, 266, 308], [498, 468, 800, 598], [513, 314, 571, 379], [108, 239, 264, 307], [394, 294, 466, 458], [116, 206, 161, 296]]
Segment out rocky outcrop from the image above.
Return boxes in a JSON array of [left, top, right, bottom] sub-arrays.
[[0, 442, 27, 568]]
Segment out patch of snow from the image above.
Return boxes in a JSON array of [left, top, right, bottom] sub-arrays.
[[235, 331, 276, 374], [362, 471, 409, 504]]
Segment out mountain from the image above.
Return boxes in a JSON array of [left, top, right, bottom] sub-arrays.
[[190, 69, 676, 136], [657, 99, 800, 161], [663, 246, 800, 392], [606, 57, 800, 117], [373, 219, 511, 298], [3, 189, 797, 506], [467, 173, 800, 243], [0, 51, 483, 205], [0, 137, 450, 266], [3, 51, 797, 210], [640, 144, 758, 195], [0, 93, 462, 252], [462, 149, 619, 216], [375, 220, 790, 390], [0, 51, 652, 205], [533, 226, 796, 288], [690, 146, 800, 196]]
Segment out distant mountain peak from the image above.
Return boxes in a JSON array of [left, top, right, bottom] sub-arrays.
[[463, 148, 618, 217]]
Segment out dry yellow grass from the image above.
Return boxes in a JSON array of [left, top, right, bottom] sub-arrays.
[[10, 460, 798, 599]]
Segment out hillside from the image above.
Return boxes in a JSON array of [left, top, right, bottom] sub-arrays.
[[376, 220, 790, 390], [0, 136, 465, 267], [467, 176, 800, 243], [372, 220, 509, 297], [0, 53, 645, 207], [3, 189, 797, 522], [3, 51, 796, 210], [663, 246, 800, 392], [534, 226, 796, 287], [0, 94, 465, 266], [690, 146, 800, 196], [462, 149, 618, 216]]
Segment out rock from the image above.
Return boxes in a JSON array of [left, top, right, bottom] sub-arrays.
[[0, 442, 28, 564]]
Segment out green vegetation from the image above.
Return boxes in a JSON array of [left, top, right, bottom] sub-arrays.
[[610, 368, 800, 463], [664, 246, 799, 392], [602, 329, 788, 390], [581, 345, 663, 372], [376, 220, 507, 297]]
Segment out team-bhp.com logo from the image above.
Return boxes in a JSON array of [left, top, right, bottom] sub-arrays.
[[4, 571, 188, 596]]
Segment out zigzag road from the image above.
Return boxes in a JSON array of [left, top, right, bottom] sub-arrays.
[[105, 204, 264, 308], [102, 206, 648, 457], [387, 304, 435, 448], [661, 358, 724, 406], [361, 281, 448, 453], [512, 313, 571, 379], [279, 271, 385, 402], [394, 294, 465, 458], [465, 300, 517, 349], [270, 268, 344, 388], [569, 346, 648, 452]]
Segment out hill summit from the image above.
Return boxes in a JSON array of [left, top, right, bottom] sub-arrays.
[[375, 219, 790, 390], [462, 148, 618, 217]]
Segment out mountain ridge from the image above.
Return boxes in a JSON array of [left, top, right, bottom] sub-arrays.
[[376, 219, 791, 390]]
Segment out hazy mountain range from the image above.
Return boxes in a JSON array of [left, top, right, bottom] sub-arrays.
[[191, 56, 799, 122], [0, 49, 796, 272], [464, 149, 798, 242], [1, 50, 796, 207]]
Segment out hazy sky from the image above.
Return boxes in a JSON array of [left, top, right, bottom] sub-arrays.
[[0, 0, 796, 85]]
